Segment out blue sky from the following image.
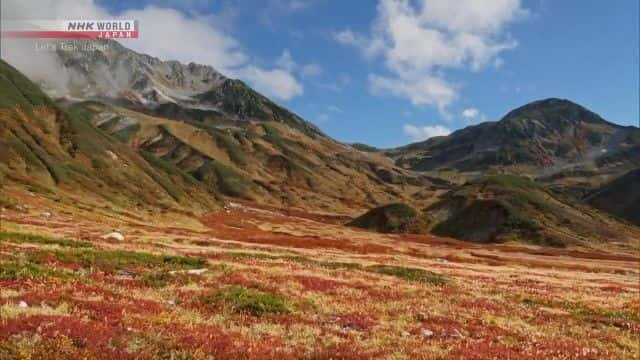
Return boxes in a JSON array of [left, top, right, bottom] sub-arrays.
[[99, 1, 639, 146]]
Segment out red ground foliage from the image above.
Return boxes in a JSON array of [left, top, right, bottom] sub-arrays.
[[294, 275, 348, 292], [0, 315, 129, 359], [334, 312, 377, 332]]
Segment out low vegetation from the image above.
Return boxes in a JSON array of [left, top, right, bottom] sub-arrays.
[[203, 285, 289, 316], [1, 181, 638, 359], [366, 264, 446, 286], [348, 203, 428, 234], [0, 260, 70, 281], [27, 248, 206, 273], [0, 231, 93, 248]]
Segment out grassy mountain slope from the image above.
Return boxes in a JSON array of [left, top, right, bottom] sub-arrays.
[[0, 56, 429, 215], [60, 100, 426, 214], [427, 175, 639, 246], [350, 174, 639, 247], [347, 203, 428, 234], [585, 169, 640, 226], [0, 59, 217, 212]]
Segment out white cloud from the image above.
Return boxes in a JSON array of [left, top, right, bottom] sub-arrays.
[[462, 107, 480, 119], [1, 0, 305, 101], [316, 73, 351, 92], [276, 49, 297, 72], [300, 63, 322, 78], [403, 124, 451, 141], [370, 74, 456, 109], [240, 66, 303, 100], [119, 6, 247, 73], [336, 0, 526, 111], [327, 105, 343, 113], [334, 30, 363, 47]]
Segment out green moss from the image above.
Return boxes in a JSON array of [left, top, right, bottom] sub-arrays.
[[213, 131, 247, 166], [0, 232, 93, 248], [0, 260, 67, 280], [351, 143, 379, 152], [348, 203, 426, 234], [113, 123, 141, 143], [6, 137, 43, 169], [365, 264, 446, 286], [203, 285, 289, 315], [28, 248, 206, 273], [225, 252, 362, 270], [91, 158, 109, 171], [140, 270, 172, 288], [194, 159, 250, 198], [142, 151, 199, 186], [315, 260, 363, 270], [485, 174, 536, 190]]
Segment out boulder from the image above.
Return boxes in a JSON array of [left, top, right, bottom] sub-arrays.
[[102, 231, 125, 241]]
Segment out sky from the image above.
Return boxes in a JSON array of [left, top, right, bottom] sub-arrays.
[[5, 0, 640, 148]]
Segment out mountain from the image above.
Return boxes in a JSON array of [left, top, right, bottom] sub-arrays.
[[349, 174, 640, 246], [425, 174, 640, 246], [46, 39, 318, 135], [387, 98, 639, 173], [585, 169, 640, 226], [2, 39, 638, 247], [347, 203, 428, 234], [1, 40, 429, 215], [0, 60, 217, 213]]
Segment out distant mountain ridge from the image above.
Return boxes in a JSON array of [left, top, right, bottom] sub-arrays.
[[387, 98, 639, 173], [34, 39, 319, 135]]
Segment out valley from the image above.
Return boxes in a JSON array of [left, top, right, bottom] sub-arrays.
[[0, 37, 638, 359], [0, 190, 639, 359]]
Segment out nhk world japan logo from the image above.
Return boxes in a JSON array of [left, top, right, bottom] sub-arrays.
[[1, 20, 138, 39]]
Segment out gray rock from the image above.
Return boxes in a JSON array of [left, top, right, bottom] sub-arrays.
[[421, 328, 434, 338], [102, 231, 125, 241]]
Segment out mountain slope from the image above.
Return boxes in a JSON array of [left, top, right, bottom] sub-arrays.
[[387, 98, 639, 173], [584, 169, 640, 226], [0, 60, 218, 212], [349, 174, 640, 246], [347, 203, 428, 234], [44, 39, 318, 135], [3, 41, 430, 215], [425, 175, 639, 246]]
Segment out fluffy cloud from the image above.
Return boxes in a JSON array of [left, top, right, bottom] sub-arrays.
[[316, 73, 351, 92], [370, 74, 456, 109], [300, 63, 322, 78], [120, 6, 247, 73], [462, 107, 480, 119], [276, 50, 297, 72], [1, 0, 305, 101], [337, 0, 526, 111], [240, 66, 303, 100], [403, 124, 451, 141]]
